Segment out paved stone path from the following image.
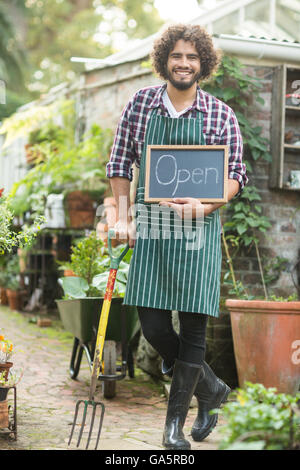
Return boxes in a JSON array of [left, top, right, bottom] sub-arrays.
[[0, 306, 224, 451]]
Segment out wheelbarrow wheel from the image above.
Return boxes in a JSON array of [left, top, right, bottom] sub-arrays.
[[102, 341, 117, 399], [69, 337, 83, 379], [127, 345, 135, 378]]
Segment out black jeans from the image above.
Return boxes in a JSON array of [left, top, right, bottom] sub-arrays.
[[137, 306, 208, 367]]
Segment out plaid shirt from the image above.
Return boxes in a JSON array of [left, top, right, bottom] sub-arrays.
[[107, 84, 248, 190]]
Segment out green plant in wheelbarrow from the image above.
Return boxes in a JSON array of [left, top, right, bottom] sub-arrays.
[[56, 231, 139, 401], [64, 229, 139, 450]]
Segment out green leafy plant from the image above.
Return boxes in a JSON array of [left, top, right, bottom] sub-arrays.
[[0, 188, 43, 254], [0, 102, 58, 149], [222, 185, 273, 299], [10, 122, 112, 217], [202, 56, 291, 300], [91, 245, 133, 298], [213, 382, 300, 450], [58, 231, 105, 297], [0, 368, 23, 388], [4, 255, 22, 291], [58, 235, 133, 299], [203, 55, 272, 167]]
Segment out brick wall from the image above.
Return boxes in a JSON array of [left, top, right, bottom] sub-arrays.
[[220, 65, 300, 299]]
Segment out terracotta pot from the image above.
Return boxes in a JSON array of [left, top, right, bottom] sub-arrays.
[[0, 400, 9, 428], [0, 287, 8, 305], [65, 191, 96, 228], [0, 362, 13, 381], [63, 269, 76, 277], [6, 289, 22, 311], [226, 299, 300, 395]]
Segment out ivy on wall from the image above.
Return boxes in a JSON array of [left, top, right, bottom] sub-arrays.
[[202, 56, 289, 298]]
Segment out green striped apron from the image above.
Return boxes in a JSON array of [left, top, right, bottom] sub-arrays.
[[124, 110, 222, 318]]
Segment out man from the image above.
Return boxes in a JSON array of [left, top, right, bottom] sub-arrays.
[[106, 24, 247, 450]]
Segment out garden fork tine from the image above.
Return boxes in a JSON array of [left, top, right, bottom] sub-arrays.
[[68, 229, 130, 450]]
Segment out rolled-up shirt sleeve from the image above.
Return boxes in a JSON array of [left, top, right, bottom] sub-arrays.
[[221, 109, 248, 192], [106, 98, 136, 181]]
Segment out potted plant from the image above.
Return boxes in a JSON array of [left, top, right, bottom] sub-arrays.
[[0, 188, 43, 313], [25, 121, 65, 165], [0, 333, 13, 381], [4, 255, 24, 311], [212, 382, 300, 450], [222, 186, 300, 395], [9, 118, 112, 228], [0, 332, 22, 430], [0, 268, 9, 306]]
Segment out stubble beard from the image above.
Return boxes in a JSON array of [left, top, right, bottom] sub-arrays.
[[166, 69, 202, 91]]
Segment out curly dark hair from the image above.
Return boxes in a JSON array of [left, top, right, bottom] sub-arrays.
[[150, 24, 221, 82]]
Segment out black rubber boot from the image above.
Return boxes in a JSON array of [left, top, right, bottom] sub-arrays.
[[191, 361, 231, 442], [162, 359, 204, 450]]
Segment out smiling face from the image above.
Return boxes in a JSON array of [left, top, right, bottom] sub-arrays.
[[166, 39, 201, 91]]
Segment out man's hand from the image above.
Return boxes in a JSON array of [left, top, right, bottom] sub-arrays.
[[159, 198, 205, 219], [113, 219, 136, 248]]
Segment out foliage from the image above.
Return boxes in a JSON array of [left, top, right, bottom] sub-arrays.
[[0, 368, 23, 388], [0, 99, 71, 149], [221, 186, 272, 300], [221, 186, 295, 300], [203, 56, 291, 300], [5, 100, 112, 218], [203, 56, 272, 168], [4, 255, 22, 291], [92, 244, 133, 297], [0, 188, 43, 255], [58, 235, 133, 299], [0, 0, 163, 102], [0, 1, 28, 119], [213, 382, 300, 450], [223, 185, 271, 248], [58, 231, 105, 297]]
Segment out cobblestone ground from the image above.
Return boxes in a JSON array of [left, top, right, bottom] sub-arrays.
[[0, 306, 224, 451]]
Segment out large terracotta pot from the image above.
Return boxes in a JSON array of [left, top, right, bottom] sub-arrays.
[[65, 191, 96, 228], [226, 299, 300, 395], [0, 400, 9, 428], [6, 289, 22, 311], [0, 287, 8, 305]]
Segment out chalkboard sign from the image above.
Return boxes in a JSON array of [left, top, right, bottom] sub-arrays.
[[145, 145, 229, 203]]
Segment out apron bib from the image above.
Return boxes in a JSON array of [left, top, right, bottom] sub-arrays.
[[124, 111, 222, 318]]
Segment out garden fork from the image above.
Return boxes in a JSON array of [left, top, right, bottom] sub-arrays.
[[68, 229, 130, 450]]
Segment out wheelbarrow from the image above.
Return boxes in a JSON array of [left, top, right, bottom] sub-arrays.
[[56, 239, 139, 398]]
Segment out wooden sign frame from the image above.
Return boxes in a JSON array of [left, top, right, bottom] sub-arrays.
[[144, 145, 229, 203]]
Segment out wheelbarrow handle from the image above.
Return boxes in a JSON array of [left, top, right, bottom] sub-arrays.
[[107, 228, 130, 269]]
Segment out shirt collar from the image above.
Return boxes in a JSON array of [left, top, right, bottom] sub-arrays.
[[149, 84, 208, 114]]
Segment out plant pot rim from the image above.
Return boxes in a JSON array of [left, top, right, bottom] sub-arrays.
[[225, 298, 300, 314]]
